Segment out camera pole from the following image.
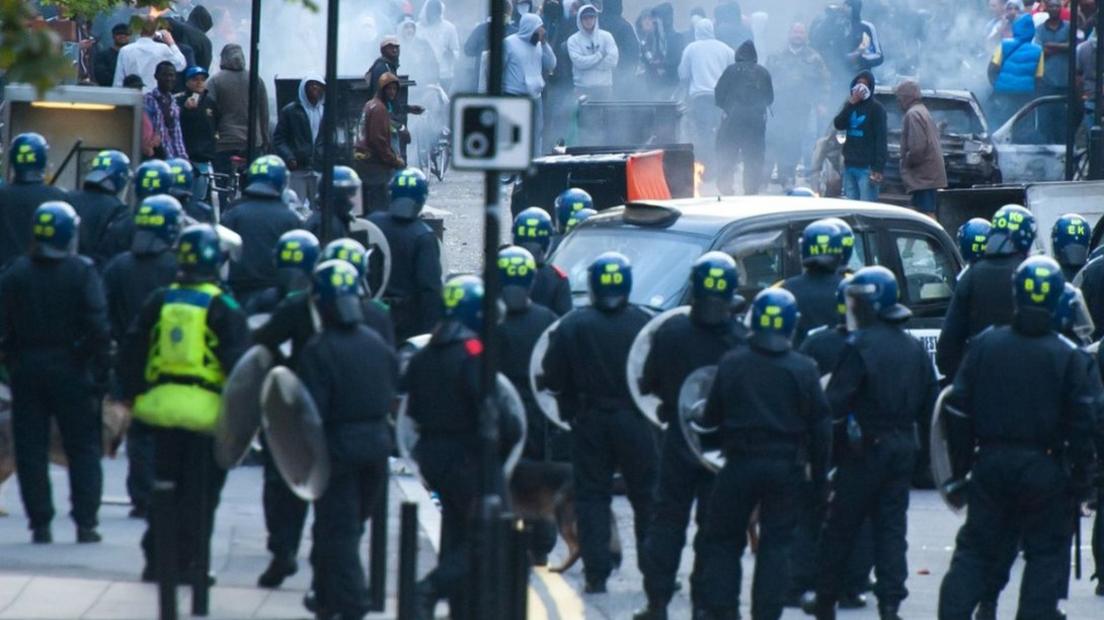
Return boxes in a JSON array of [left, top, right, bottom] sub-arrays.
[[317, 0, 340, 244], [475, 0, 507, 615]]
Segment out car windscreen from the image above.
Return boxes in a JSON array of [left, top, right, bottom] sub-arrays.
[[551, 228, 711, 310], [878, 95, 985, 136]]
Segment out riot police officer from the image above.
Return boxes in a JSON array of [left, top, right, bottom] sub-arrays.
[[0, 201, 110, 543], [791, 277, 876, 609], [634, 252, 747, 620], [406, 275, 488, 619], [102, 195, 184, 518], [936, 204, 1035, 380], [306, 165, 362, 241], [696, 287, 831, 620], [541, 251, 657, 593], [120, 224, 249, 582], [1051, 213, 1090, 282], [102, 159, 176, 257], [513, 207, 572, 316], [553, 187, 593, 238], [781, 219, 846, 346], [495, 245, 561, 563], [68, 149, 132, 266], [221, 155, 305, 309], [367, 168, 442, 341], [0, 133, 69, 267], [564, 207, 597, 235], [299, 260, 397, 620], [168, 158, 214, 223], [938, 256, 1101, 620], [808, 266, 939, 620], [244, 229, 321, 315], [956, 218, 991, 269]]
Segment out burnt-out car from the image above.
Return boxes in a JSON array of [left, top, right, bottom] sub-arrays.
[[874, 87, 1001, 202]]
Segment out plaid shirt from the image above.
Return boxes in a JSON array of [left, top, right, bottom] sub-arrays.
[[144, 88, 188, 160]]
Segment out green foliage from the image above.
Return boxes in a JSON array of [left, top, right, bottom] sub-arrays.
[[0, 0, 73, 96]]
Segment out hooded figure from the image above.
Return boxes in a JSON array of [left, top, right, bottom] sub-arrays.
[[168, 5, 214, 71], [990, 13, 1044, 94], [644, 2, 685, 95], [896, 80, 947, 211], [713, 41, 773, 195], [356, 73, 407, 213], [207, 44, 270, 155], [679, 19, 734, 177], [598, 0, 638, 91], [567, 4, 619, 95], [417, 0, 460, 87], [504, 13, 557, 153], [833, 70, 887, 202], [398, 18, 441, 87], [273, 75, 326, 173]]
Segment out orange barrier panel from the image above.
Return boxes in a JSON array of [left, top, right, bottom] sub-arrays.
[[626, 150, 672, 202]]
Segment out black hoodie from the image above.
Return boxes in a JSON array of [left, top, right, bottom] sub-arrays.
[[832, 70, 887, 173], [714, 41, 774, 124], [602, 0, 639, 87]]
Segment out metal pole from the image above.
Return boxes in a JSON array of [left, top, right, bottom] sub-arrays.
[[318, 0, 340, 244], [191, 460, 210, 616], [1092, 6, 1104, 179], [476, 0, 507, 615], [1067, 0, 1081, 180], [246, 0, 262, 165], [368, 479, 388, 611], [397, 502, 419, 620], [154, 481, 178, 620]]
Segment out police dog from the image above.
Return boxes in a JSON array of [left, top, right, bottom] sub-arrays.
[[0, 395, 131, 512], [509, 460, 622, 573]]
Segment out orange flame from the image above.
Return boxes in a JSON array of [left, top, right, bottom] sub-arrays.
[[693, 161, 706, 198], [148, 7, 171, 20]]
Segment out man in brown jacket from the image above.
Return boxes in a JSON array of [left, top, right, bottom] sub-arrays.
[[356, 72, 406, 214], [896, 80, 947, 216]]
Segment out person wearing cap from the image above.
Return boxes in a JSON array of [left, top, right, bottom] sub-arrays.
[[567, 4, 619, 100], [177, 66, 218, 202], [94, 23, 132, 87], [356, 73, 407, 214], [366, 37, 402, 102]]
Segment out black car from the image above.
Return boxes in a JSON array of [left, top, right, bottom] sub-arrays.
[[550, 196, 963, 354]]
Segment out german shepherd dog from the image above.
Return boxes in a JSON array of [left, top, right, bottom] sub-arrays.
[[509, 460, 622, 572]]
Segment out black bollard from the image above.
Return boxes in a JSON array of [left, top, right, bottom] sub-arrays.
[[368, 481, 389, 611], [192, 457, 210, 616], [153, 481, 178, 620], [509, 518, 530, 620], [397, 502, 419, 620]]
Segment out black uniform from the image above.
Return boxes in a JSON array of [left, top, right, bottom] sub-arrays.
[[697, 340, 831, 618], [935, 253, 1023, 380], [299, 324, 397, 618], [793, 325, 876, 603], [221, 196, 303, 307], [938, 315, 1101, 619], [499, 301, 561, 460], [531, 263, 573, 316], [639, 313, 745, 611], [0, 254, 110, 533], [367, 211, 442, 341], [542, 304, 657, 586], [1079, 256, 1104, 340], [1095, 344, 1104, 593], [0, 182, 69, 267], [815, 322, 938, 616], [68, 188, 129, 267], [404, 324, 485, 618], [780, 268, 843, 346], [119, 286, 249, 577], [102, 249, 179, 515], [252, 291, 394, 565]]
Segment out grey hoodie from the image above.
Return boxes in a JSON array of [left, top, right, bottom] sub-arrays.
[[207, 44, 270, 152], [566, 5, 618, 89], [503, 14, 557, 97]]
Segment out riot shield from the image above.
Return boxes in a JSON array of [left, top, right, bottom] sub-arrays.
[[215, 224, 243, 262], [349, 217, 392, 300], [214, 345, 273, 468], [398, 333, 432, 375], [677, 366, 724, 473], [627, 306, 691, 429], [261, 366, 330, 501], [396, 372, 527, 479], [529, 319, 570, 431], [930, 385, 968, 514]]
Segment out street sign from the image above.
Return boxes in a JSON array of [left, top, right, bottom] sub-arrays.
[[451, 95, 534, 172]]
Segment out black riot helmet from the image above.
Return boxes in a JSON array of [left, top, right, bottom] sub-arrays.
[[689, 251, 739, 326]]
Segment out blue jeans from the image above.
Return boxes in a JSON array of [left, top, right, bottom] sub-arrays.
[[910, 188, 937, 214], [843, 166, 880, 202]]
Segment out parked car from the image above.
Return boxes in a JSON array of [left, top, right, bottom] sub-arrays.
[[550, 196, 963, 357], [991, 95, 1087, 183]]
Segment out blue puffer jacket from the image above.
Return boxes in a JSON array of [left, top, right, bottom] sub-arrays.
[[994, 14, 1042, 94]]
